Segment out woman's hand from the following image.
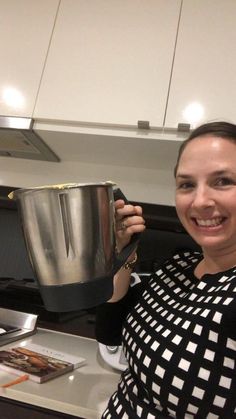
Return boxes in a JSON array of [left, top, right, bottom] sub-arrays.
[[115, 199, 146, 252]]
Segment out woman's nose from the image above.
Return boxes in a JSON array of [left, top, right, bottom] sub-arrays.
[[192, 186, 214, 208]]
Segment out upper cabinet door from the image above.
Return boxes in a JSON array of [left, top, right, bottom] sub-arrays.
[[34, 0, 181, 126], [165, 0, 236, 129], [0, 0, 59, 117]]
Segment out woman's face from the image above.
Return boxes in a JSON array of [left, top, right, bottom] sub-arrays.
[[175, 135, 236, 254]]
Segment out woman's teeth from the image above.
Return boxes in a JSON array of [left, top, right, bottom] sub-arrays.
[[195, 217, 223, 227]]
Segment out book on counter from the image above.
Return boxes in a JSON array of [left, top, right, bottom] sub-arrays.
[[0, 343, 86, 383]]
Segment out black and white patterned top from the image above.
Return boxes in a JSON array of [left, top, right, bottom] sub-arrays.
[[96, 251, 236, 418]]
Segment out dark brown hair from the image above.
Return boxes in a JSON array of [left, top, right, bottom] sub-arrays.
[[174, 121, 236, 177]]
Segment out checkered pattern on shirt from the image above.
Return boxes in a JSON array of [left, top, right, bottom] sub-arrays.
[[102, 252, 236, 419]]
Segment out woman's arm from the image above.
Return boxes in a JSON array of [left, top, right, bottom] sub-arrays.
[[95, 277, 146, 345], [108, 199, 145, 302], [95, 199, 146, 344], [108, 251, 137, 302]]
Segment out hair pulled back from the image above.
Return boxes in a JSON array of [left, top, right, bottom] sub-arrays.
[[174, 121, 236, 177]]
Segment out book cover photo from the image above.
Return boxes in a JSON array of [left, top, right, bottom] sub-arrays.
[[0, 344, 86, 383]]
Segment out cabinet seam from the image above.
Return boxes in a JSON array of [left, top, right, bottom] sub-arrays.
[[163, 0, 184, 128], [32, 0, 62, 118]]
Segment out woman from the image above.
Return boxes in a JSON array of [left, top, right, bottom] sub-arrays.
[[96, 121, 236, 418]]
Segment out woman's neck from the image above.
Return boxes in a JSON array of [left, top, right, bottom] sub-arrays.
[[195, 247, 236, 279]]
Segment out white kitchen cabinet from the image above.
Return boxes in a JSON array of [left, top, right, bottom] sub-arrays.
[[34, 0, 181, 126], [0, 0, 59, 117], [165, 0, 236, 128]]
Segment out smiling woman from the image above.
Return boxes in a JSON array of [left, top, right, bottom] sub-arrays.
[[175, 122, 236, 275], [96, 121, 236, 418]]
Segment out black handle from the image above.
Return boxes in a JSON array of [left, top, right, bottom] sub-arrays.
[[113, 187, 131, 205], [113, 188, 141, 272]]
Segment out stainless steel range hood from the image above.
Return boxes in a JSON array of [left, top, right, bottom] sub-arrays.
[[0, 307, 38, 347], [0, 116, 60, 162]]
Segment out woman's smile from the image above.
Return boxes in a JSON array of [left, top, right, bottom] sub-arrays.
[[175, 135, 236, 252], [192, 216, 226, 228]]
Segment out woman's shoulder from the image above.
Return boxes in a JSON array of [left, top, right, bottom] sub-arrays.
[[173, 249, 202, 262], [163, 249, 202, 270], [150, 250, 202, 288], [151, 250, 203, 283]]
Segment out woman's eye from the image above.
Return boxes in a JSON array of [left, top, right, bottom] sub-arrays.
[[215, 177, 235, 187], [176, 182, 194, 190]]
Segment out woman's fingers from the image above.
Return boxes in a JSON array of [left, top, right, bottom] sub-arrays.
[[114, 200, 145, 250], [114, 199, 125, 210], [115, 201, 144, 220], [115, 206, 145, 251], [118, 215, 145, 230], [115, 202, 145, 231]]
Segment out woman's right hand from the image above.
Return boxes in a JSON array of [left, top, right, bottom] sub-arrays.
[[115, 199, 146, 252]]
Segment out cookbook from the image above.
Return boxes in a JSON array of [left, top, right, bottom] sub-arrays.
[[0, 343, 86, 383]]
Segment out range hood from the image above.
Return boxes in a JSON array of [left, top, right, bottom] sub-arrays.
[[0, 116, 60, 162], [0, 307, 38, 347], [0, 115, 189, 168]]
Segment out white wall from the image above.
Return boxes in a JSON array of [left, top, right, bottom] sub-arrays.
[[0, 155, 176, 205]]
